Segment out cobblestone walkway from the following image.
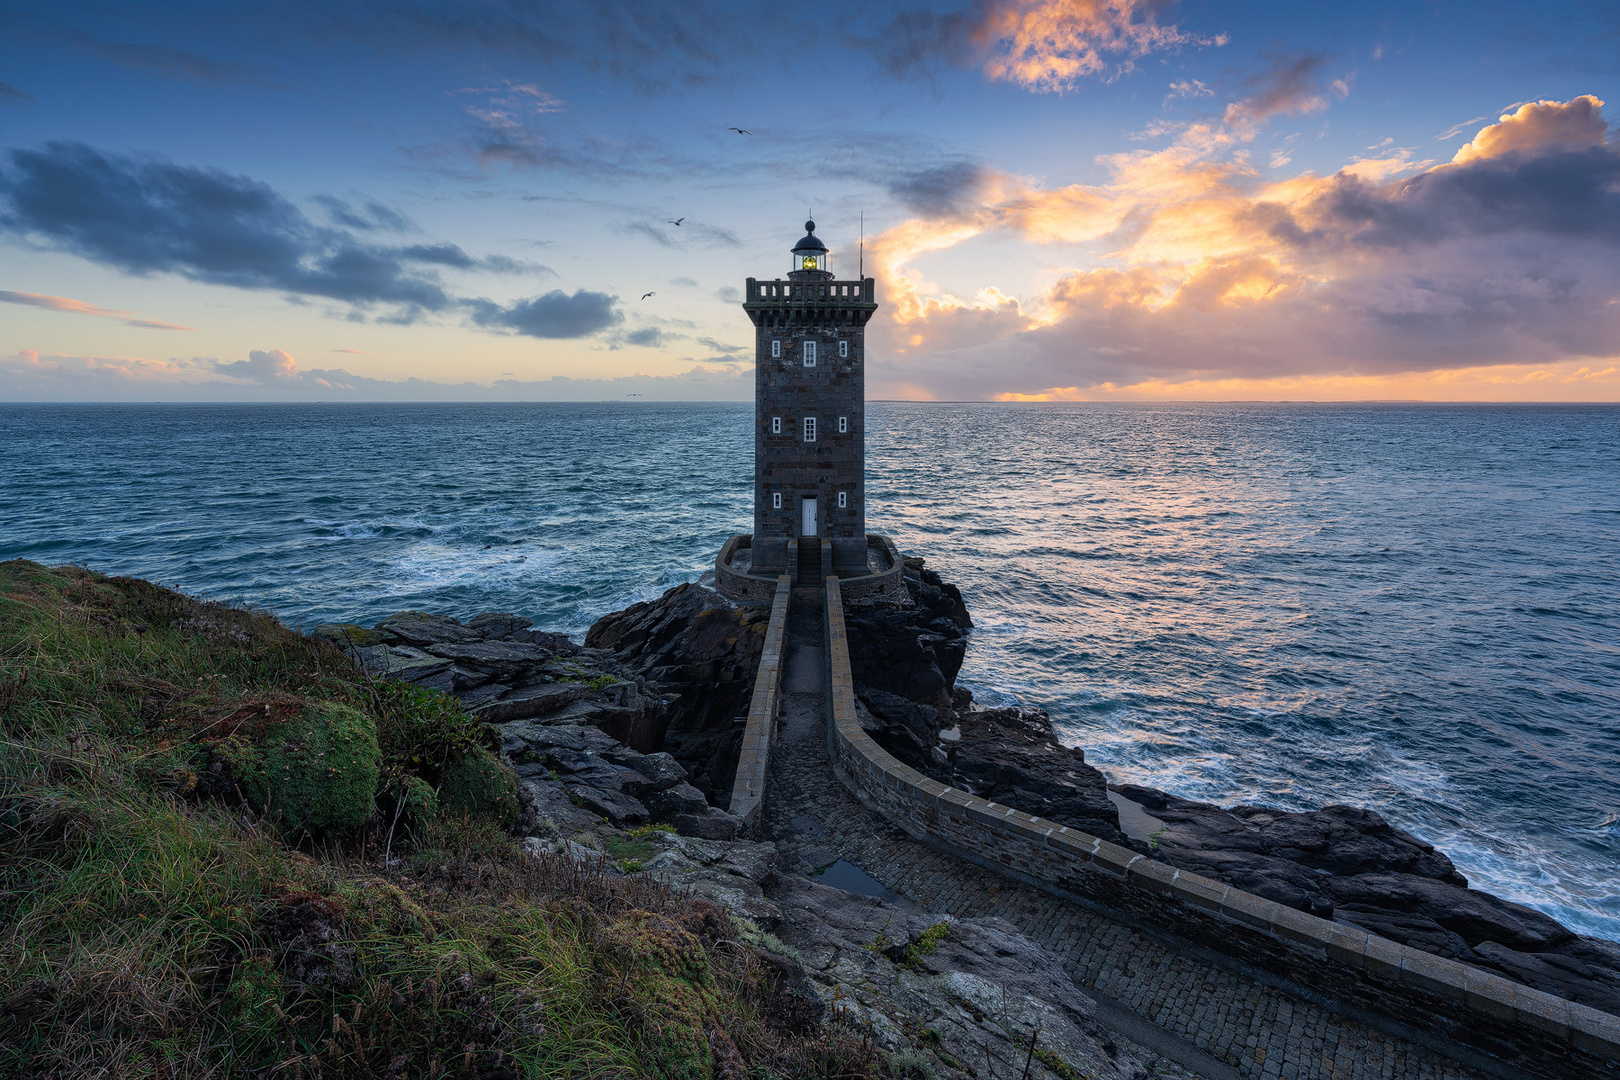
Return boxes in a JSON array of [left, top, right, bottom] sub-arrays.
[[762, 595, 1490, 1080]]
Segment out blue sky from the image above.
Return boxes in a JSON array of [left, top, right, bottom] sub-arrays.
[[2, 0, 1618, 400]]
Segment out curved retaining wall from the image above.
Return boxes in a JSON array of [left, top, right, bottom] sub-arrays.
[[728, 575, 791, 829], [715, 533, 906, 603], [822, 578, 1620, 1080]]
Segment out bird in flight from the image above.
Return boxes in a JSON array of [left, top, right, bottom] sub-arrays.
[[728, 127, 751, 135], [667, 217, 684, 226], [641, 291, 655, 300]]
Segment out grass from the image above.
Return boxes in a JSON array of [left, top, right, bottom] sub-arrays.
[[0, 560, 881, 1079]]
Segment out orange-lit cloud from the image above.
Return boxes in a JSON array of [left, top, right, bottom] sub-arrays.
[[868, 95, 1620, 400], [974, 0, 1223, 90], [0, 290, 196, 330]]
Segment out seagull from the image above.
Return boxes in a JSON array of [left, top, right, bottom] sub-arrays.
[[641, 291, 655, 300], [728, 127, 752, 135], [667, 217, 684, 226]]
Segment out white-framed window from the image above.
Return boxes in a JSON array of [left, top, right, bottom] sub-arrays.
[[839, 340, 849, 358], [772, 491, 782, 509], [803, 340, 817, 367], [837, 415, 848, 434], [771, 416, 782, 434], [837, 491, 848, 509], [804, 416, 817, 442], [771, 339, 781, 358]]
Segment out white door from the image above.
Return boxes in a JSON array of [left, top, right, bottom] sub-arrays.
[[801, 496, 818, 537]]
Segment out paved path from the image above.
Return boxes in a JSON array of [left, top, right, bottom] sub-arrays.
[[762, 592, 1493, 1080]]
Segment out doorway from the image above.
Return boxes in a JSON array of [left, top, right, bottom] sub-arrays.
[[801, 495, 819, 537]]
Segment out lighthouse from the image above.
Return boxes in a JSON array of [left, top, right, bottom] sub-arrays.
[[738, 220, 878, 585]]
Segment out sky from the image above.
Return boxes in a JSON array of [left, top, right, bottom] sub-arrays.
[[1, 0, 1618, 402]]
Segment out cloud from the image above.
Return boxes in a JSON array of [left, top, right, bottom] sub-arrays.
[[873, 0, 1225, 92], [696, 336, 747, 355], [1437, 116, 1489, 141], [1451, 96, 1608, 164], [215, 348, 301, 382], [1222, 51, 1334, 128], [313, 194, 413, 232], [0, 142, 585, 332], [0, 289, 195, 330], [1165, 78, 1211, 104], [302, 0, 746, 95], [866, 95, 1620, 398], [86, 41, 263, 84], [464, 289, 622, 338], [0, 347, 751, 401], [886, 160, 995, 216], [0, 82, 30, 105], [611, 326, 682, 348]]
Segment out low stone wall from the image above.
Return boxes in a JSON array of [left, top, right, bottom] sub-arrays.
[[838, 535, 906, 602], [822, 578, 1620, 1080], [729, 575, 791, 830], [714, 535, 778, 603], [716, 533, 905, 602]]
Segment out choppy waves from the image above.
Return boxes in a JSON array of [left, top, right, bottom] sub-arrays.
[[2, 400, 1616, 939]]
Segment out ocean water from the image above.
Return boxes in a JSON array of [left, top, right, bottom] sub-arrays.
[[1, 401, 1616, 940]]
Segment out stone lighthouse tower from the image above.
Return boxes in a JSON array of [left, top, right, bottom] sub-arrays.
[[741, 220, 878, 584]]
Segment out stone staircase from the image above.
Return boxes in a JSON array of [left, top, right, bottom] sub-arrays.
[[796, 539, 822, 587]]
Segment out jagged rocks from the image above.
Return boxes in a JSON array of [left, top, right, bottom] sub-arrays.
[[842, 558, 970, 706], [766, 875, 1145, 1080], [1117, 784, 1620, 1015], [586, 582, 768, 805]]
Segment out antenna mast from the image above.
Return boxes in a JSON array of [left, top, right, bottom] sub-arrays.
[[859, 211, 864, 280]]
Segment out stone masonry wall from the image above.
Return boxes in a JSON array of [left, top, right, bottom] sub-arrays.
[[821, 578, 1620, 1080], [746, 277, 875, 573]]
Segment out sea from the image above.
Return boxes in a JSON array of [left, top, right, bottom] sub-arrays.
[[2, 401, 1616, 941]]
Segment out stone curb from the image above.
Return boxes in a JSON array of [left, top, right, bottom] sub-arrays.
[[728, 575, 792, 827], [819, 577, 1620, 1080]]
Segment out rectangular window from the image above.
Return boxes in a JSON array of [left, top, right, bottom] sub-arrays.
[[839, 339, 849, 358], [804, 416, 817, 442], [837, 491, 848, 509], [771, 339, 781, 358], [771, 416, 782, 434], [772, 491, 782, 509], [803, 340, 817, 367], [837, 415, 848, 434]]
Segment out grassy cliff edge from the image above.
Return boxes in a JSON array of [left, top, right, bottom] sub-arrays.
[[0, 561, 872, 1079]]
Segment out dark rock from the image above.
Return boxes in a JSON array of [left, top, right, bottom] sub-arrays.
[[517, 778, 599, 832], [471, 683, 589, 723], [374, 611, 482, 646], [1323, 873, 1574, 951], [468, 612, 533, 640], [1120, 783, 1620, 1012], [857, 685, 941, 742], [629, 751, 688, 791], [899, 705, 1134, 850], [564, 785, 647, 825], [674, 807, 743, 840], [647, 781, 711, 820], [586, 582, 766, 801], [456, 683, 509, 711], [425, 640, 549, 666]]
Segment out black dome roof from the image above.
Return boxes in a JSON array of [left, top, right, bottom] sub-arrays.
[[791, 219, 827, 254]]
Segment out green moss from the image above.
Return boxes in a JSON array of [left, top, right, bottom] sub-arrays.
[[902, 920, 950, 968], [387, 775, 439, 836], [438, 747, 518, 823], [312, 623, 387, 648], [235, 702, 381, 838]]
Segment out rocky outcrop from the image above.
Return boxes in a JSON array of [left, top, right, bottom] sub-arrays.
[[844, 557, 971, 706], [1114, 785, 1620, 1014], [766, 874, 1146, 1080], [585, 582, 770, 806]]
